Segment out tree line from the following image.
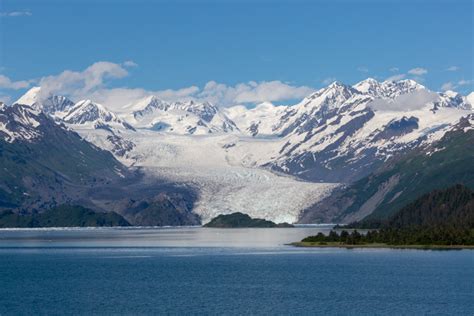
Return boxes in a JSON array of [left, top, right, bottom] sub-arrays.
[[302, 184, 474, 246]]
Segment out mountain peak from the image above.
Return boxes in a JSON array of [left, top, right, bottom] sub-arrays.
[[14, 87, 74, 115], [354, 78, 425, 99], [64, 100, 116, 124], [327, 81, 346, 88], [14, 86, 42, 106], [353, 78, 382, 95], [383, 79, 425, 89]]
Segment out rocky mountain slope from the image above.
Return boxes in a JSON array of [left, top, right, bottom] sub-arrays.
[[299, 115, 474, 224], [226, 79, 471, 182], [0, 103, 200, 226], [7, 78, 473, 224], [358, 184, 474, 230], [0, 103, 127, 210]]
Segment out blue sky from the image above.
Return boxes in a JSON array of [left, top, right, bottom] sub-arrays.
[[0, 0, 472, 106]]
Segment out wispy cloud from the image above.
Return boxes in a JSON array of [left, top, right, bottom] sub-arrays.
[[446, 66, 459, 72], [123, 60, 138, 67], [441, 79, 472, 91], [441, 82, 455, 91], [369, 90, 438, 112], [0, 74, 31, 90], [457, 79, 472, 86], [38, 61, 129, 100], [386, 67, 427, 82], [0, 11, 32, 17], [322, 77, 337, 85], [357, 66, 369, 73], [30, 61, 315, 108], [88, 81, 314, 108], [197, 81, 314, 106], [0, 93, 12, 104], [385, 74, 406, 82], [408, 67, 428, 76]]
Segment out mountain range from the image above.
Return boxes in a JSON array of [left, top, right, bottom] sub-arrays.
[[1, 78, 473, 225]]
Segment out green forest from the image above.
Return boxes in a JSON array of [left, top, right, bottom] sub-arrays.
[[300, 185, 474, 247]]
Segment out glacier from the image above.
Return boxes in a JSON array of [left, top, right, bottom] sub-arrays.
[[8, 78, 473, 223]]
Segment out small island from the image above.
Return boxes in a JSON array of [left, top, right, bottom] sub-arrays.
[[204, 212, 294, 228], [294, 185, 474, 249]]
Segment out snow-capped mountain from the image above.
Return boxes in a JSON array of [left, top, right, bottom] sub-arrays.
[[299, 115, 474, 224], [434, 90, 472, 110], [224, 102, 288, 136], [6, 78, 473, 223], [0, 103, 44, 143], [14, 87, 75, 115], [353, 78, 424, 99], [255, 80, 472, 182], [467, 92, 474, 106], [122, 96, 238, 134], [62, 99, 135, 131], [222, 79, 471, 182]]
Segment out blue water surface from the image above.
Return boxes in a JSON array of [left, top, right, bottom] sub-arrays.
[[0, 227, 472, 315]]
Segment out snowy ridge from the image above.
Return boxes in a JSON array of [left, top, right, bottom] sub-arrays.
[[14, 87, 75, 115], [0, 104, 44, 143], [121, 96, 238, 135], [353, 78, 424, 99], [224, 102, 287, 136], [113, 131, 338, 223], [62, 99, 134, 131], [5, 78, 473, 222]]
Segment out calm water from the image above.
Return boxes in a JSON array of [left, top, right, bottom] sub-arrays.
[[0, 227, 473, 315]]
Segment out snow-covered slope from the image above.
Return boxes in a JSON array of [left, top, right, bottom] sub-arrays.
[[58, 100, 136, 157], [464, 91, 473, 108], [0, 103, 43, 143], [224, 102, 287, 136], [14, 87, 75, 115], [121, 96, 238, 134], [353, 78, 424, 98], [105, 130, 337, 223], [7, 78, 473, 223], [232, 79, 473, 182], [62, 99, 135, 130]]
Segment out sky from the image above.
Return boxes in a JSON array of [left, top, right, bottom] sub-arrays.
[[0, 0, 472, 107]]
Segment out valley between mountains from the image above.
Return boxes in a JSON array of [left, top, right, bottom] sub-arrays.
[[1, 78, 473, 225]]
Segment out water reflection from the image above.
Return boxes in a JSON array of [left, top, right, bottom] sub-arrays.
[[0, 225, 334, 248]]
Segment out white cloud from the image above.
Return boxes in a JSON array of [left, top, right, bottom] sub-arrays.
[[0, 11, 32, 17], [446, 66, 459, 72], [457, 79, 472, 86], [123, 60, 138, 67], [38, 61, 128, 100], [385, 74, 406, 82], [157, 86, 200, 100], [389, 67, 399, 72], [408, 67, 428, 76], [357, 66, 369, 73], [369, 89, 439, 111], [198, 80, 314, 106], [87, 88, 151, 108], [86, 85, 200, 108], [0, 93, 12, 104], [441, 82, 455, 91], [0, 74, 31, 90], [28, 61, 315, 109], [85, 81, 312, 109], [322, 77, 337, 85], [441, 80, 472, 91]]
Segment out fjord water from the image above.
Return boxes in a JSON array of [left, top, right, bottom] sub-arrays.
[[1, 227, 473, 315]]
